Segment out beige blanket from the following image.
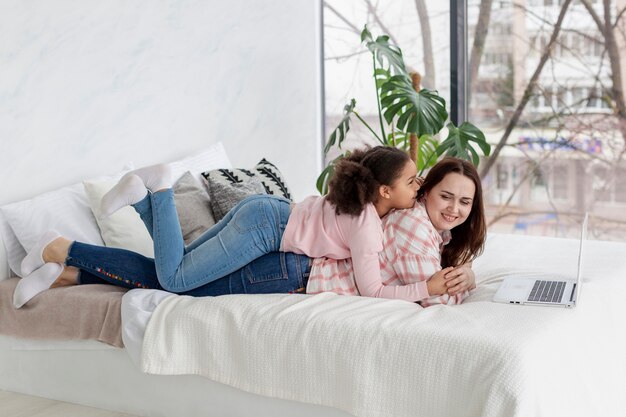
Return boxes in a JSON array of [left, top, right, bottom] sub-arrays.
[[0, 278, 127, 347]]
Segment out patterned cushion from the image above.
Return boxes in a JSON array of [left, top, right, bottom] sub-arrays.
[[201, 159, 292, 201], [173, 171, 216, 244], [205, 175, 267, 221]]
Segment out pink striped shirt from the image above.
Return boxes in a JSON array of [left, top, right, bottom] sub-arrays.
[[306, 201, 469, 306]]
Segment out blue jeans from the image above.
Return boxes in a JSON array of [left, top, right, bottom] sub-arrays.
[[68, 192, 311, 295], [68, 245, 311, 296]]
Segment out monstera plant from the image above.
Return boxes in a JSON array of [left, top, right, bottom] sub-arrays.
[[317, 26, 491, 194]]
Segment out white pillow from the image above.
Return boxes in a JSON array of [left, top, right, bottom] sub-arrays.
[[83, 178, 155, 258], [0, 211, 27, 279], [79, 143, 231, 259], [169, 142, 232, 183], [0, 182, 105, 277]]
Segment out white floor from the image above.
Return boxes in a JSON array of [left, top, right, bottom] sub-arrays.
[[0, 390, 140, 417]]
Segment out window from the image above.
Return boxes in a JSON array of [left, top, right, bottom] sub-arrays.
[[496, 163, 509, 190], [593, 166, 611, 202], [552, 165, 568, 200], [616, 168, 626, 203], [323, 0, 626, 240], [323, 1, 450, 161], [571, 87, 584, 106]]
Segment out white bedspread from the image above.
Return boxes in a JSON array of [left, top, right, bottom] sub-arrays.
[[126, 233, 626, 417]]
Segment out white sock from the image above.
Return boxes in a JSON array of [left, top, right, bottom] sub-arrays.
[[13, 263, 63, 309], [125, 163, 172, 192], [99, 174, 148, 219], [21, 230, 61, 276]]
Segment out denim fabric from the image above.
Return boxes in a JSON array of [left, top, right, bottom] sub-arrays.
[[69, 242, 311, 296], [136, 191, 291, 292]]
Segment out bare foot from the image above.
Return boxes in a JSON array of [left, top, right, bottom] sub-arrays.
[[49, 266, 79, 289], [42, 237, 73, 264]]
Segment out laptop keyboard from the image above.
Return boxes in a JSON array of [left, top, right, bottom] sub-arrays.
[[527, 280, 566, 303]]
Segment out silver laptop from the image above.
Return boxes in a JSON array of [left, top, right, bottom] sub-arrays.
[[493, 213, 588, 308]]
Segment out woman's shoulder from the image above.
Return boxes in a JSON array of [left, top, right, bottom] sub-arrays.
[[383, 201, 430, 229], [382, 201, 442, 248]]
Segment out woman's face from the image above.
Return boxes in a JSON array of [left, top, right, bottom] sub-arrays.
[[424, 172, 475, 232]]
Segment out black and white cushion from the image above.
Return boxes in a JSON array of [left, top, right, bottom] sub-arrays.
[[201, 158, 292, 201]]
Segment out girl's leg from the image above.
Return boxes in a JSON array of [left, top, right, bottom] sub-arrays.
[[65, 241, 164, 290], [150, 192, 291, 292], [231, 252, 311, 295], [132, 194, 155, 240], [60, 240, 309, 297], [183, 200, 251, 252], [131, 190, 236, 254]]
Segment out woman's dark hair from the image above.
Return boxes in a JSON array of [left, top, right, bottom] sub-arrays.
[[326, 146, 411, 215], [416, 157, 486, 267]]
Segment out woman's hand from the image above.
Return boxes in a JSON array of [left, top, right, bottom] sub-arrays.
[[426, 266, 455, 296], [444, 264, 476, 296]]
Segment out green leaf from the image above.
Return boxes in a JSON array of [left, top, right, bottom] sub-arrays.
[[386, 130, 409, 149], [361, 25, 372, 43], [436, 122, 491, 167], [324, 99, 356, 154], [374, 68, 391, 89], [316, 154, 345, 195], [380, 81, 448, 136], [364, 33, 407, 76], [416, 134, 439, 171]]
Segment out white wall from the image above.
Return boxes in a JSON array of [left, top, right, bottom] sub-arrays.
[[0, 0, 323, 205]]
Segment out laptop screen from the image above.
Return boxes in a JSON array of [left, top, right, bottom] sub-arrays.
[[573, 213, 589, 303]]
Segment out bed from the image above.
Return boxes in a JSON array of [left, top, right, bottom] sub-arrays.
[[1, 230, 625, 417], [1, 146, 625, 417]]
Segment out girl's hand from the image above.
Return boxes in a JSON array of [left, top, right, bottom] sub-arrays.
[[444, 264, 476, 296], [426, 267, 455, 296], [416, 176, 425, 189]]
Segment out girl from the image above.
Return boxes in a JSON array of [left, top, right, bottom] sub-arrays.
[[14, 146, 422, 307]]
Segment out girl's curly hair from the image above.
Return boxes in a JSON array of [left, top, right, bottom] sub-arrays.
[[326, 146, 410, 215]]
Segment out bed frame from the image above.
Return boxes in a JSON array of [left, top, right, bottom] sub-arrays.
[[0, 335, 351, 417]]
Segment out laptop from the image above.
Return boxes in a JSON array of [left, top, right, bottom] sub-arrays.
[[493, 213, 588, 308]]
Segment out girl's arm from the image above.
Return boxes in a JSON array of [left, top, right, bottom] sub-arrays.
[[443, 263, 476, 296], [426, 267, 455, 296], [351, 250, 430, 301], [419, 263, 475, 307]]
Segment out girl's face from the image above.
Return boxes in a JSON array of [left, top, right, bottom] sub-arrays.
[[424, 172, 475, 232], [387, 160, 420, 210]]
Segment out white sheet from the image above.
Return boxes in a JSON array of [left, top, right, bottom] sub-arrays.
[[121, 287, 175, 367], [128, 233, 626, 417]]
